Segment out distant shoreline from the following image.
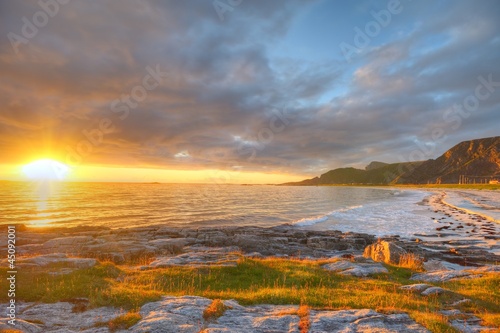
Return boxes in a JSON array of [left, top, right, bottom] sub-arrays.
[[281, 183, 500, 190]]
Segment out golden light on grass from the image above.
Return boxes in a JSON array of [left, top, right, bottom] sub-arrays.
[[21, 159, 71, 181]]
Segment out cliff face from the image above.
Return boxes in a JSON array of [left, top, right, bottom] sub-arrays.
[[285, 136, 500, 185], [399, 136, 500, 184]]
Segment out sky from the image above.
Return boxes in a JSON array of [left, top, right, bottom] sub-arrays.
[[0, 0, 499, 183]]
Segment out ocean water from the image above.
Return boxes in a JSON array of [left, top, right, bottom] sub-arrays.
[[0, 181, 496, 238]]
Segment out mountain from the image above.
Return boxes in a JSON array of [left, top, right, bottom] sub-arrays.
[[398, 136, 500, 184], [365, 161, 388, 171], [284, 136, 500, 185], [285, 162, 423, 185]]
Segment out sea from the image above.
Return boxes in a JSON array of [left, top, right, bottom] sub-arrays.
[[0, 181, 498, 239]]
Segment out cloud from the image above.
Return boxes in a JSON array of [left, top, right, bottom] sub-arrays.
[[0, 0, 499, 177]]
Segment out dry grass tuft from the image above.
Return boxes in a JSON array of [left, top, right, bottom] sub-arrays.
[[203, 299, 229, 322], [297, 305, 311, 333], [107, 311, 142, 332], [398, 253, 424, 271]]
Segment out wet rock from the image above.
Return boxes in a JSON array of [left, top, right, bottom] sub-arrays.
[[363, 240, 407, 265]]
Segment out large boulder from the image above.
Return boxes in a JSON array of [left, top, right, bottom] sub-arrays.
[[363, 240, 407, 265]]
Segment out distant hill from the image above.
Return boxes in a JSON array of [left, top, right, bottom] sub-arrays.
[[365, 161, 388, 171], [398, 136, 500, 184], [284, 136, 500, 185], [285, 162, 423, 185]]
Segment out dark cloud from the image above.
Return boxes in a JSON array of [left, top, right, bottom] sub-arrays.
[[0, 0, 499, 177]]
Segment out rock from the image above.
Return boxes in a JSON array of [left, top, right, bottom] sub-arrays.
[[148, 238, 189, 252], [399, 284, 432, 292], [206, 303, 300, 333], [271, 237, 289, 244], [450, 299, 471, 307], [411, 270, 472, 283], [440, 309, 462, 316], [146, 247, 240, 268], [43, 236, 94, 249], [472, 265, 500, 273], [323, 260, 388, 277], [0, 318, 42, 333], [15, 253, 97, 269], [363, 240, 407, 265], [423, 260, 450, 272], [421, 287, 446, 296], [134, 296, 212, 333], [12, 301, 122, 332], [244, 252, 264, 258], [308, 309, 430, 333], [450, 317, 493, 333]]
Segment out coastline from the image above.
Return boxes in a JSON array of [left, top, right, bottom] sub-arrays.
[[1, 188, 499, 332]]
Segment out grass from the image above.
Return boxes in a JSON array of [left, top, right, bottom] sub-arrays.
[[203, 299, 230, 322], [1, 257, 498, 332], [398, 253, 425, 271], [107, 312, 142, 331], [95, 311, 142, 332]]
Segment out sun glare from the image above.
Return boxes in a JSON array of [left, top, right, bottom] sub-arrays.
[[22, 159, 71, 181]]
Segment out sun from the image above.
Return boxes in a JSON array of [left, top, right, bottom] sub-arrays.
[[22, 159, 71, 181]]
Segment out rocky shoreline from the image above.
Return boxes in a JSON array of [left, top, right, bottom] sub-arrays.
[[6, 221, 499, 268], [1, 222, 499, 332]]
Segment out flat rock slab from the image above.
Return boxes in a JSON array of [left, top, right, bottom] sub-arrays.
[[309, 309, 430, 333], [399, 284, 449, 296], [399, 284, 433, 293], [421, 287, 446, 296], [0, 318, 43, 333], [323, 260, 388, 277], [0, 301, 122, 332], [411, 265, 500, 283], [16, 253, 97, 269], [411, 270, 474, 283], [145, 246, 241, 268], [206, 302, 300, 333], [2, 297, 433, 333], [134, 296, 211, 333], [450, 318, 492, 333]]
